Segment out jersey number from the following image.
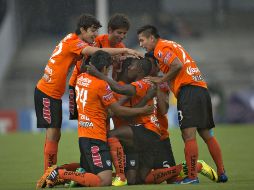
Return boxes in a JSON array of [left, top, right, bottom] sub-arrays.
[[49, 42, 63, 63], [75, 86, 88, 111]]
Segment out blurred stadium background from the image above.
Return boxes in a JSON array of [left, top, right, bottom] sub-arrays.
[[0, 0, 254, 132]]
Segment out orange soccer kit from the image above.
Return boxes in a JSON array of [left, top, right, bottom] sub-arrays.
[[36, 33, 89, 171], [56, 73, 117, 187], [153, 39, 224, 180]]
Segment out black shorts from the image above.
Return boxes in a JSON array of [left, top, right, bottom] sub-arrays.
[[69, 85, 78, 120], [123, 146, 139, 171], [130, 124, 160, 170], [79, 137, 112, 174], [177, 85, 215, 129], [153, 138, 176, 169], [34, 87, 62, 128]]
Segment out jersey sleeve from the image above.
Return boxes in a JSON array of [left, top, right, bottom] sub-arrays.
[[98, 82, 117, 107], [157, 47, 177, 66], [70, 39, 88, 55]]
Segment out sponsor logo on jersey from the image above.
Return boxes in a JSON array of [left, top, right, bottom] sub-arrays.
[[186, 66, 200, 75], [77, 76, 92, 87], [103, 92, 114, 102], [163, 52, 172, 64], [79, 121, 94, 128]]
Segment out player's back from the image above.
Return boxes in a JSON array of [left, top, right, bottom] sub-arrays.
[[37, 33, 88, 99], [154, 39, 207, 97], [76, 73, 116, 142]]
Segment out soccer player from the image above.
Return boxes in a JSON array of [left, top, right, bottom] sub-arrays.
[[34, 13, 143, 174], [36, 50, 153, 188], [137, 25, 228, 184], [69, 13, 130, 119]]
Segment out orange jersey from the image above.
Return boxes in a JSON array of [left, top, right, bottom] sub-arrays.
[[95, 34, 125, 48], [112, 81, 132, 128], [76, 73, 117, 142], [37, 33, 88, 99], [154, 39, 207, 97], [131, 79, 160, 135]]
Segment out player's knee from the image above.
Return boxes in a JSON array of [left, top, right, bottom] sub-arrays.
[[46, 128, 61, 141]]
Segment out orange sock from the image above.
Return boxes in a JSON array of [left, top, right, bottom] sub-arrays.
[[107, 137, 125, 180], [44, 140, 58, 171], [145, 164, 182, 184], [60, 163, 80, 171], [184, 139, 198, 179], [58, 169, 101, 187], [206, 137, 225, 175]]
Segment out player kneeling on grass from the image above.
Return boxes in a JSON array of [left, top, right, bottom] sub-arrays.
[[36, 50, 153, 189]]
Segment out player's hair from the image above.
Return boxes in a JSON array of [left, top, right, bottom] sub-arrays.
[[108, 13, 130, 31], [75, 14, 102, 34], [138, 58, 152, 76], [90, 50, 112, 71], [137, 25, 160, 39]]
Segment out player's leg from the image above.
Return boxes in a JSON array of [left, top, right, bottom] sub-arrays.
[[197, 87, 227, 183], [34, 87, 62, 172], [177, 86, 201, 184], [108, 125, 134, 185], [124, 147, 139, 185]]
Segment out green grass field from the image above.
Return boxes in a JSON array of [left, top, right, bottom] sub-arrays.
[[1, 124, 254, 190]]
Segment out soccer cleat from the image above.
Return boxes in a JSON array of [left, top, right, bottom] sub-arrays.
[[198, 160, 218, 182], [36, 165, 58, 189], [45, 166, 60, 188], [112, 176, 127, 186], [178, 177, 199, 184], [217, 173, 228, 183], [69, 168, 86, 187], [46, 178, 65, 188]]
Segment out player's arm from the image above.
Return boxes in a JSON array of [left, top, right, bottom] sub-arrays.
[[146, 58, 182, 83], [86, 64, 136, 96], [81, 46, 143, 58], [108, 102, 153, 117], [157, 88, 169, 115], [132, 85, 157, 108]]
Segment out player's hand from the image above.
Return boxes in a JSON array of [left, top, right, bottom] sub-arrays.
[[144, 76, 163, 84], [125, 48, 144, 58], [142, 104, 154, 115], [86, 63, 103, 78]]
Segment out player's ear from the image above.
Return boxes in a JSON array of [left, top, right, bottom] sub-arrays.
[[108, 27, 113, 34], [80, 27, 86, 33]]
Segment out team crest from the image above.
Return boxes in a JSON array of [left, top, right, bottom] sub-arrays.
[[130, 160, 136, 166], [157, 50, 163, 58], [106, 160, 111, 166]]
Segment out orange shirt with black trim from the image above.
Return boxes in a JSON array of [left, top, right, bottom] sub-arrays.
[[76, 73, 117, 142], [130, 79, 160, 135], [37, 33, 88, 99], [157, 81, 170, 140], [154, 39, 207, 97], [112, 81, 132, 128]]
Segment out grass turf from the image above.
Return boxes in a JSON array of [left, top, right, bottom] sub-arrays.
[[0, 124, 253, 190]]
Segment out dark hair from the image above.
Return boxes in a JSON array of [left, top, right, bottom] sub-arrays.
[[138, 58, 152, 76], [145, 51, 158, 65], [90, 50, 112, 71], [108, 13, 130, 31], [75, 14, 102, 34], [137, 25, 160, 39]]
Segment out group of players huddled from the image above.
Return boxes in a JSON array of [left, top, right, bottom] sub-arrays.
[[35, 13, 228, 189]]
